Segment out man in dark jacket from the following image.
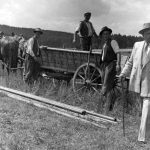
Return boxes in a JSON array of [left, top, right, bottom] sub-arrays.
[[98, 26, 121, 114], [24, 28, 43, 85], [73, 12, 98, 51]]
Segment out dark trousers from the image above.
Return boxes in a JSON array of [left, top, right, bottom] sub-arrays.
[[80, 37, 92, 51], [100, 61, 117, 114], [100, 61, 116, 95], [24, 54, 40, 84]]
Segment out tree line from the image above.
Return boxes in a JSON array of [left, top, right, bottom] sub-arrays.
[[0, 24, 143, 49]]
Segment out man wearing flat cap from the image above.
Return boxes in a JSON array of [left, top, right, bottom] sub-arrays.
[[24, 28, 43, 86], [73, 12, 98, 51], [119, 23, 150, 143], [98, 26, 121, 114]]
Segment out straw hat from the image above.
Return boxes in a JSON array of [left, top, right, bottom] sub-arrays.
[[33, 28, 43, 34], [139, 23, 150, 35]]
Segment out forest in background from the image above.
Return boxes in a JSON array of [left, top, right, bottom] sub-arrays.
[[0, 24, 143, 49]]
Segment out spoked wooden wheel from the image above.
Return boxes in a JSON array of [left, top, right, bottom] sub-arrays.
[[72, 63, 102, 99]]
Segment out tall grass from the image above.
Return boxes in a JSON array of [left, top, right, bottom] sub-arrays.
[[4, 71, 101, 111], [0, 67, 141, 119], [0, 66, 147, 150]]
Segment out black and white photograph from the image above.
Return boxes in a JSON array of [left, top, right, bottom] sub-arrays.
[[0, 0, 150, 149]]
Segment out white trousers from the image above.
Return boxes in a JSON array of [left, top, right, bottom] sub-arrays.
[[138, 98, 150, 142]]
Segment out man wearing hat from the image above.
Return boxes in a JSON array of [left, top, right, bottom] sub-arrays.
[[24, 28, 43, 85], [119, 23, 150, 143], [73, 12, 98, 51], [98, 26, 121, 114]]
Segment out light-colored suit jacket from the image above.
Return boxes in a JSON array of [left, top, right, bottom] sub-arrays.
[[121, 41, 150, 97]]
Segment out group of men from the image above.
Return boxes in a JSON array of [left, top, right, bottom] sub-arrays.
[[0, 11, 150, 144], [73, 12, 150, 144], [74, 12, 121, 114]]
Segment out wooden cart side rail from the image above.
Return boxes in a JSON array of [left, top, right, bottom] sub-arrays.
[[40, 46, 132, 54], [40, 46, 102, 55], [117, 49, 132, 56], [118, 49, 132, 52]]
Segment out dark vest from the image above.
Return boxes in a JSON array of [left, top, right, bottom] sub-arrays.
[[101, 39, 117, 63], [32, 37, 40, 57], [80, 21, 92, 37]]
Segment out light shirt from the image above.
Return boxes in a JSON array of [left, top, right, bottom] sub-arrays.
[[142, 42, 150, 67], [102, 40, 119, 61], [111, 40, 120, 53], [26, 37, 39, 57], [85, 22, 93, 36]]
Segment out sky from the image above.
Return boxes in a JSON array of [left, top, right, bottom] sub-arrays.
[[0, 0, 150, 36]]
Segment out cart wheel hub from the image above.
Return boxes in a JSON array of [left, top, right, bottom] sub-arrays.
[[85, 79, 91, 85]]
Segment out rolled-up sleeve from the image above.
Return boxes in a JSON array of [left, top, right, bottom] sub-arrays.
[[111, 40, 120, 53], [26, 38, 35, 57], [75, 22, 82, 33]]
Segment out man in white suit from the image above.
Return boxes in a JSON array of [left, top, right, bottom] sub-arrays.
[[119, 23, 150, 143]]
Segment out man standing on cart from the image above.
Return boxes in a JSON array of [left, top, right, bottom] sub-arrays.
[[73, 12, 98, 51], [23, 28, 43, 86], [98, 26, 121, 114]]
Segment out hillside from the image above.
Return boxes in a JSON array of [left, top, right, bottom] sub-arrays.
[[0, 24, 74, 48], [0, 24, 143, 49]]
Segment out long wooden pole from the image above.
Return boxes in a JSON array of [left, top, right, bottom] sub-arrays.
[[0, 86, 118, 123]]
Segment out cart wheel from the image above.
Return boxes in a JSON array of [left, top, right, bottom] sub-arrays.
[[72, 63, 102, 99]]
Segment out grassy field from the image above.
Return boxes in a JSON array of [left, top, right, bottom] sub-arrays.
[[0, 67, 150, 149], [0, 92, 150, 150]]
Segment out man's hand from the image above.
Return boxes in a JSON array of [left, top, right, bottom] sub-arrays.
[[73, 38, 76, 43], [118, 73, 126, 82], [116, 64, 121, 75]]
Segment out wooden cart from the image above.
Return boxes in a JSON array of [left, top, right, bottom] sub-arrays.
[[40, 46, 131, 97]]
